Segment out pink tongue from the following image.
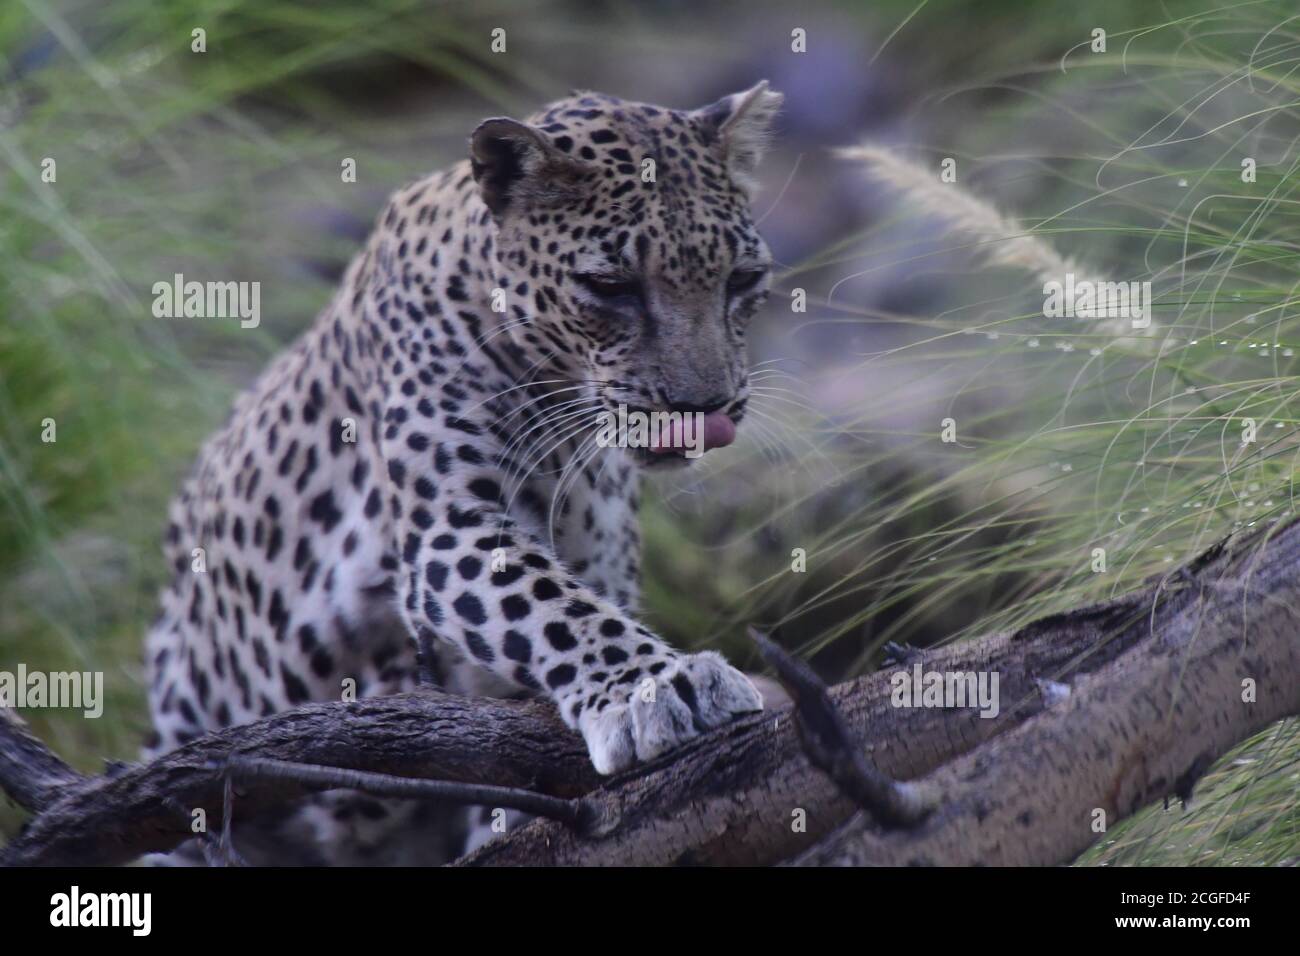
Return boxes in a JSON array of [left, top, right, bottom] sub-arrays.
[[649, 410, 736, 455], [701, 411, 737, 450]]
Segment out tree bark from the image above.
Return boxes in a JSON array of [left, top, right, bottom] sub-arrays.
[[2, 518, 1298, 867], [793, 524, 1300, 864], [1, 692, 596, 866]]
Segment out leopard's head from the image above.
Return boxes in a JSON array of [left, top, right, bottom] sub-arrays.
[[469, 83, 782, 467]]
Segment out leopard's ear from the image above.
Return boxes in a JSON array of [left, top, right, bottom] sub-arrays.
[[691, 80, 783, 199], [469, 118, 587, 220]]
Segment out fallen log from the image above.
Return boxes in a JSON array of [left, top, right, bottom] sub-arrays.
[[2, 518, 1296, 866]]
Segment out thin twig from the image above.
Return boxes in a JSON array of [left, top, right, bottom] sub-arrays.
[[749, 627, 936, 827], [223, 755, 609, 834], [158, 792, 247, 867]]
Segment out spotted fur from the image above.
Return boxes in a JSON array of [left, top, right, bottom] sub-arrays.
[[143, 83, 783, 862]]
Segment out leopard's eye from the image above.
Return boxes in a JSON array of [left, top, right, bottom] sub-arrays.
[[726, 269, 767, 295], [574, 273, 641, 301]]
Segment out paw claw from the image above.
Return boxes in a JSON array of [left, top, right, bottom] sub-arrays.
[[578, 703, 637, 775], [629, 681, 695, 762], [575, 651, 762, 774]]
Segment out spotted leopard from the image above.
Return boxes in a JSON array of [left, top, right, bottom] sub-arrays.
[[144, 82, 783, 863]]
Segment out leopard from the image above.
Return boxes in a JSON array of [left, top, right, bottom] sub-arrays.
[[142, 81, 784, 864]]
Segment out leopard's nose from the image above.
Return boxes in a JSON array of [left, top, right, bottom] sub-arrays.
[[665, 395, 730, 415]]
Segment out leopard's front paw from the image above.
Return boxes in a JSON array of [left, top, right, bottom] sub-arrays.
[[575, 651, 763, 775]]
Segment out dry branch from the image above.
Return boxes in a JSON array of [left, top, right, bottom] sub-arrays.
[[749, 627, 938, 827], [459, 519, 1300, 865], [2, 518, 1298, 867], [794, 526, 1300, 865], [225, 756, 605, 831], [1, 692, 595, 866]]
